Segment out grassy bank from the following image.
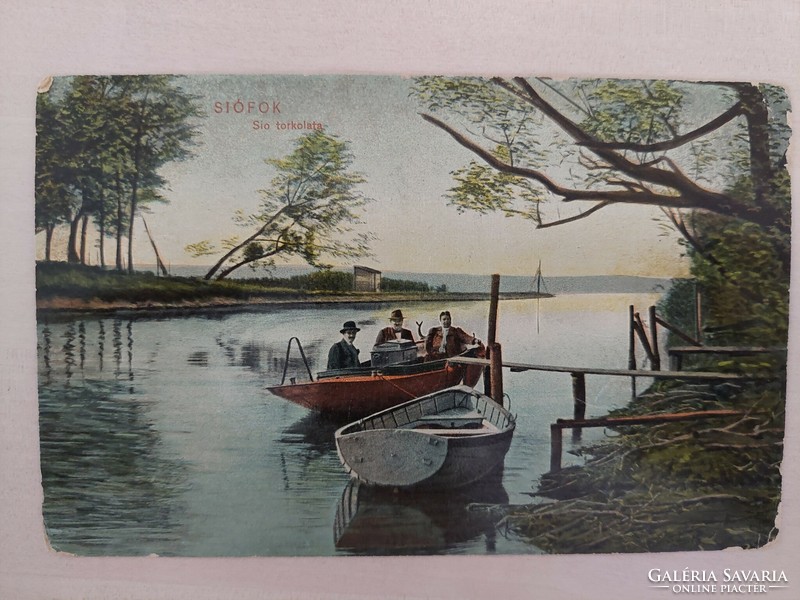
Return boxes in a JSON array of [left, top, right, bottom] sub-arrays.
[[498, 368, 784, 553], [35, 262, 506, 312], [36, 262, 306, 304]]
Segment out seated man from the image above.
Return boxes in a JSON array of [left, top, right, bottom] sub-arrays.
[[425, 310, 479, 360], [374, 309, 415, 345], [327, 321, 362, 370]]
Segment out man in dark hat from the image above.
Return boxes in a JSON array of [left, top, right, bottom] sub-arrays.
[[374, 309, 415, 345], [327, 321, 362, 370]]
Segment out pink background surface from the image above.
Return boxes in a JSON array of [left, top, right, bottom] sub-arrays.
[[1, 1, 798, 598]]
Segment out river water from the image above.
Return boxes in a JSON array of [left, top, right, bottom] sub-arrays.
[[37, 292, 662, 556]]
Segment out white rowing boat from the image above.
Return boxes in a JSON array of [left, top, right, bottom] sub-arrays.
[[335, 385, 515, 488]]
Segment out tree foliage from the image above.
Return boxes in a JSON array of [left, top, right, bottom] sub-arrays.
[[412, 77, 790, 238], [35, 76, 202, 270], [191, 130, 373, 280], [414, 76, 791, 347]]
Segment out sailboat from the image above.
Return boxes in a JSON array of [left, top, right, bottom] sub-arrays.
[[533, 260, 552, 333], [533, 259, 550, 298]]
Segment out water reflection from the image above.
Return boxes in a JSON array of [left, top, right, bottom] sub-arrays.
[[279, 411, 342, 455], [39, 380, 188, 556], [211, 333, 321, 381], [36, 297, 653, 556], [334, 475, 509, 555], [39, 324, 52, 384], [187, 350, 209, 367]]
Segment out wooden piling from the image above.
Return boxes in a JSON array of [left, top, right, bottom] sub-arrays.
[[490, 342, 504, 406], [571, 372, 586, 442], [487, 274, 500, 345], [695, 283, 703, 343], [633, 312, 654, 364], [649, 305, 661, 371], [628, 305, 636, 371], [628, 305, 637, 398], [550, 423, 563, 472], [484, 274, 500, 397]]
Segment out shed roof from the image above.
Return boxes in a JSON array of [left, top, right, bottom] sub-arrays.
[[353, 265, 381, 274]]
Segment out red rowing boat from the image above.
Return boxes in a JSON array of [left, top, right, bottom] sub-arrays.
[[267, 346, 484, 418]]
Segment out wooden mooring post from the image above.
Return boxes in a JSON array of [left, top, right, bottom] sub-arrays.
[[571, 372, 586, 442], [628, 305, 637, 398], [649, 305, 661, 371], [490, 342, 504, 406], [550, 423, 563, 472], [484, 274, 501, 398]]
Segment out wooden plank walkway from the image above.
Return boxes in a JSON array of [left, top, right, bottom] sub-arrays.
[[448, 356, 754, 381], [451, 355, 761, 438], [449, 354, 776, 472]]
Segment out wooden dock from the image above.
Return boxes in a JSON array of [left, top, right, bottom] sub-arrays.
[[449, 356, 757, 380], [448, 356, 771, 472], [450, 356, 757, 423]]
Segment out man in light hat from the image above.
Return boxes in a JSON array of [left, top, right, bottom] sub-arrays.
[[374, 309, 415, 345], [327, 321, 362, 370]]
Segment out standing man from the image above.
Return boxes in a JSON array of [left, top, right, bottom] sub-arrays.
[[327, 321, 362, 370], [374, 309, 415, 345], [425, 311, 479, 360]]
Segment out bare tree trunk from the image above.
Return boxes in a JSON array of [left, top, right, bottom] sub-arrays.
[[45, 225, 54, 261], [79, 213, 89, 265], [115, 172, 124, 271], [98, 188, 106, 268], [127, 182, 137, 274], [735, 84, 774, 207], [203, 205, 291, 280], [67, 212, 82, 264]]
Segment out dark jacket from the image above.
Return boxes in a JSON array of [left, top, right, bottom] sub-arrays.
[[327, 339, 361, 370], [374, 326, 415, 345]]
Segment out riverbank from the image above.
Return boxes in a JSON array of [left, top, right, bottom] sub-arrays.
[[497, 376, 784, 553], [36, 262, 552, 316], [36, 290, 549, 315]]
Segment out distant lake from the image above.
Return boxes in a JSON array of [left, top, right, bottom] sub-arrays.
[[139, 263, 672, 295]]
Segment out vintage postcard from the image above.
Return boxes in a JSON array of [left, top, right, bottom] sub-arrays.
[[33, 73, 790, 569]]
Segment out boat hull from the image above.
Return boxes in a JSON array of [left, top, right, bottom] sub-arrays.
[[335, 385, 516, 489], [267, 363, 463, 417], [267, 350, 484, 418]]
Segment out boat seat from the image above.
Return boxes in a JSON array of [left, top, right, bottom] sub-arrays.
[[412, 416, 485, 429], [410, 427, 492, 436]]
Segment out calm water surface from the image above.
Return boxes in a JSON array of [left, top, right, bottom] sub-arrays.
[[37, 294, 661, 556]]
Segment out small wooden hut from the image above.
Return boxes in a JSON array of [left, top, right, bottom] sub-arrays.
[[353, 265, 381, 292]]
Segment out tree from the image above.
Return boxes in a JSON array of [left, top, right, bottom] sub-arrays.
[[35, 91, 74, 261], [189, 130, 372, 280], [414, 76, 791, 345], [35, 75, 201, 270], [114, 76, 201, 273], [413, 78, 789, 245]]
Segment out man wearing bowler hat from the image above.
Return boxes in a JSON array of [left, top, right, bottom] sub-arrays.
[[327, 320, 362, 370], [374, 309, 415, 345]]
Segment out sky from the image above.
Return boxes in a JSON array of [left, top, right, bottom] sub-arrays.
[[39, 74, 697, 278]]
